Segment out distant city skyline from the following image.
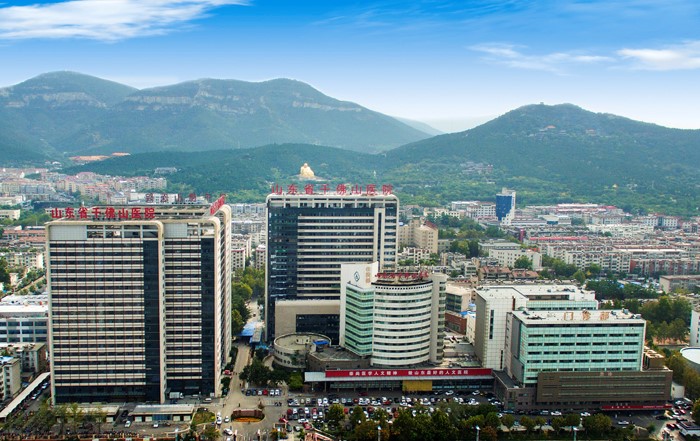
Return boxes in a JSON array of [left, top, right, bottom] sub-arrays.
[[1, 0, 699, 132]]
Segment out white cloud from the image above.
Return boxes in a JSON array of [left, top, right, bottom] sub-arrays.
[[0, 0, 246, 41], [470, 43, 613, 74], [618, 41, 700, 70]]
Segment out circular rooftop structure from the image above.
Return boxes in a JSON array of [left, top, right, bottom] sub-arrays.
[[681, 347, 700, 371], [273, 333, 331, 369]]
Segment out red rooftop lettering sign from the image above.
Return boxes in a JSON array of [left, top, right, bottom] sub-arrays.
[[324, 368, 492, 378], [50, 206, 156, 220], [270, 183, 393, 196], [209, 194, 226, 215], [376, 271, 430, 281]]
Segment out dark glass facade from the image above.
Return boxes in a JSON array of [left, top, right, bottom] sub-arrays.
[[265, 195, 398, 341], [495, 194, 514, 221], [296, 314, 340, 344], [143, 240, 163, 402], [199, 237, 216, 396]]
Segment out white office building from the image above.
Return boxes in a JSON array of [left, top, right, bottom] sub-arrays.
[[340, 263, 446, 367], [474, 284, 597, 370]]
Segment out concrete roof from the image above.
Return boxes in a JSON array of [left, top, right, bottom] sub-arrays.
[[132, 404, 195, 415]]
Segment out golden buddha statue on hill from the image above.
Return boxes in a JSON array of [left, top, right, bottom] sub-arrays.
[[299, 163, 315, 179]]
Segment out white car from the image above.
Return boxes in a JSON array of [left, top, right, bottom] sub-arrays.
[[618, 421, 631, 426], [153, 423, 159, 428], [124, 421, 131, 428]]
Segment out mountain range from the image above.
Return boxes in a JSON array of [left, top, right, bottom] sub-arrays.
[[0, 71, 430, 159], [65, 103, 700, 216], [3, 71, 700, 215]]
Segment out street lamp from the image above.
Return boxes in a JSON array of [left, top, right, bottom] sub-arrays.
[[377, 425, 381, 441], [573, 426, 578, 441], [475, 425, 480, 441]]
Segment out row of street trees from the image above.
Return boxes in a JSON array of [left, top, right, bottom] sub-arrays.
[[2, 401, 108, 436], [318, 402, 631, 441], [231, 267, 264, 335]]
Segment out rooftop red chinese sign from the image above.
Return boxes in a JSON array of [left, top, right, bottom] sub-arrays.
[[209, 195, 226, 215], [270, 183, 393, 196], [324, 368, 492, 378], [50, 206, 157, 220]]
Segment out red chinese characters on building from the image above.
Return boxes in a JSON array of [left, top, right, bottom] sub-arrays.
[[209, 195, 226, 215], [49, 193, 222, 220], [268, 183, 394, 196], [324, 368, 492, 378]]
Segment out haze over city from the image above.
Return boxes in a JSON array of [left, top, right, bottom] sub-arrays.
[[1, 0, 699, 132]]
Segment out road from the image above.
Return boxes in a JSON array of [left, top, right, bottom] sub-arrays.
[[214, 300, 297, 441]]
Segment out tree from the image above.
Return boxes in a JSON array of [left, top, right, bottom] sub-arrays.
[[501, 414, 515, 433], [354, 421, 380, 441], [481, 426, 498, 441], [239, 357, 272, 386], [564, 413, 581, 428], [232, 282, 253, 301], [551, 416, 564, 432], [67, 402, 85, 434], [231, 309, 245, 336], [93, 405, 107, 435], [288, 372, 304, 390], [326, 404, 345, 429], [413, 413, 434, 441], [693, 399, 700, 422], [573, 270, 586, 285], [432, 410, 456, 440], [533, 416, 547, 431], [0, 257, 10, 286], [203, 426, 220, 441], [520, 416, 535, 434], [582, 414, 611, 436], [587, 264, 602, 276], [666, 352, 688, 383], [484, 412, 501, 429], [513, 255, 532, 270], [391, 408, 416, 441], [55, 403, 68, 435], [350, 406, 366, 429]]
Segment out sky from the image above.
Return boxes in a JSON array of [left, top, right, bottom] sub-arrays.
[[0, 0, 699, 132]]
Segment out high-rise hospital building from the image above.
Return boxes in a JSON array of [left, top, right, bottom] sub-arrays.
[[46, 203, 231, 403], [265, 192, 398, 341]]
